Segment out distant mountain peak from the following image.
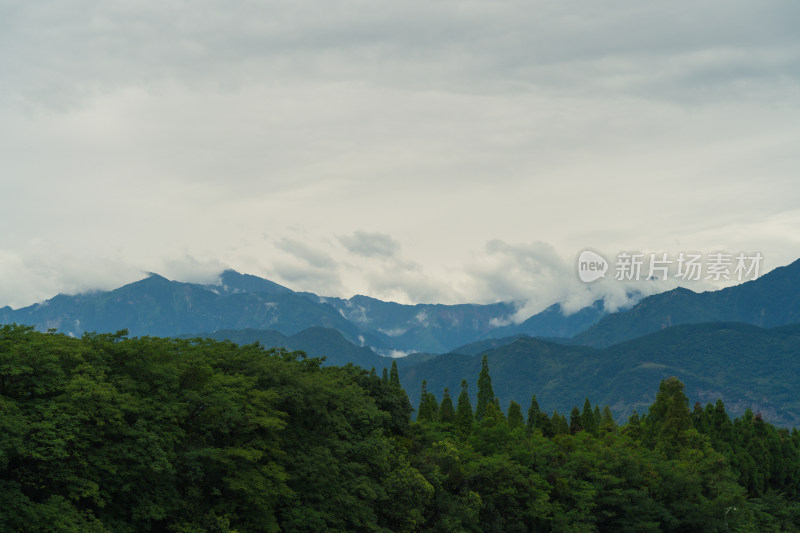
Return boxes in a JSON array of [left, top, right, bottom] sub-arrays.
[[132, 273, 171, 286], [214, 270, 293, 295]]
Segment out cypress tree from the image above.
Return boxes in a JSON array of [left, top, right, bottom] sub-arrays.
[[389, 360, 400, 387], [439, 388, 455, 423], [692, 402, 709, 434], [382, 367, 389, 383], [582, 398, 598, 435], [600, 405, 616, 433], [456, 379, 473, 436], [643, 377, 690, 448], [625, 411, 642, 441], [418, 384, 439, 422], [570, 406, 583, 434], [656, 385, 692, 458], [711, 399, 733, 444], [527, 394, 541, 432], [418, 381, 434, 422], [429, 392, 440, 422], [369, 367, 377, 378], [483, 398, 504, 426], [475, 355, 494, 420], [507, 400, 524, 429], [551, 410, 568, 436]]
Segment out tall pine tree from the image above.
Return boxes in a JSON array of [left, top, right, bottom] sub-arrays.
[[582, 398, 598, 435], [456, 379, 473, 436], [389, 360, 400, 387], [439, 388, 455, 423], [475, 355, 494, 420], [507, 401, 524, 429], [570, 406, 583, 434], [526, 394, 541, 432]]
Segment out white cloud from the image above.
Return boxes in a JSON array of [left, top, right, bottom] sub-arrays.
[[1, 0, 799, 310]]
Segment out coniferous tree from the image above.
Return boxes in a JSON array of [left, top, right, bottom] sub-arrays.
[[600, 405, 616, 433], [369, 367, 377, 378], [483, 398, 504, 426], [656, 385, 693, 458], [439, 388, 455, 423], [507, 400, 524, 429], [570, 406, 583, 434], [527, 394, 541, 432], [475, 355, 494, 420], [711, 399, 734, 445], [582, 398, 598, 435], [382, 367, 389, 384], [643, 377, 691, 449], [692, 402, 709, 434], [418, 381, 435, 422], [455, 379, 473, 436], [389, 360, 401, 387], [551, 410, 569, 435], [625, 411, 642, 441]]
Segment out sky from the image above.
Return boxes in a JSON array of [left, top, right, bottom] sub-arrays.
[[2, 0, 799, 320]]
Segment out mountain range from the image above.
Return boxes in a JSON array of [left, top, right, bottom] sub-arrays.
[[0, 269, 609, 354], [401, 321, 800, 426], [3, 258, 800, 425], [572, 258, 800, 347]]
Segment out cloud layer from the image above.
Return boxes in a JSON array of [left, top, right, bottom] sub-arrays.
[[1, 0, 799, 311]]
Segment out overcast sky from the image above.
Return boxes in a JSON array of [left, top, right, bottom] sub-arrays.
[[2, 0, 799, 318]]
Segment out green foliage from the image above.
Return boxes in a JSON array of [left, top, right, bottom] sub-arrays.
[[455, 379, 473, 437], [439, 388, 455, 424], [582, 398, 598, 436], [2, 325, 800, 531], [570, 406, 583, 435], [389, 359, 400, 388], [527, 393, 541, 432], [417, 380, 440, 423], [475, 355, 494, 420], [551, 410, 569, 436], [507, 400, 524, 429]]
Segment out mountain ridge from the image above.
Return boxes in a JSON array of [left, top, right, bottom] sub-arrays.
[[572, 258, 800, 347], [0, 270, 611, 353]]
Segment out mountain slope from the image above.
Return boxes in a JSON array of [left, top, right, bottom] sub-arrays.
[[490, 299, 609, 340], [188, 327, 391, 369], [0, 273, 361, 340], [400, 322, 800, 426], [307, 294, 520, 354], [572, 259, 800, 347], [0, 270, 612, 354]]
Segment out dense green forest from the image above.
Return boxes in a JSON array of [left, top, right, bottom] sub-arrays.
[[2, 324, 800, 531]]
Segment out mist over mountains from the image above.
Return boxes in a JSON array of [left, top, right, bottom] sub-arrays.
[[0, 269, 611, 355]]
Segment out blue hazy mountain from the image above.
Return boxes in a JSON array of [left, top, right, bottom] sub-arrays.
[[400, 322, 800, 427], [0, 270, 608, 353], [0, 270, 604, 355], [0, 272, 361, 341], [572, 258, 800, 347], [184, 327, 390, 369]]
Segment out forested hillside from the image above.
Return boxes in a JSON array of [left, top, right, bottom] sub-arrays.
[[401, 322, 800, 427], [573, 258, 800, 347], [2, 324, 799, 531]]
